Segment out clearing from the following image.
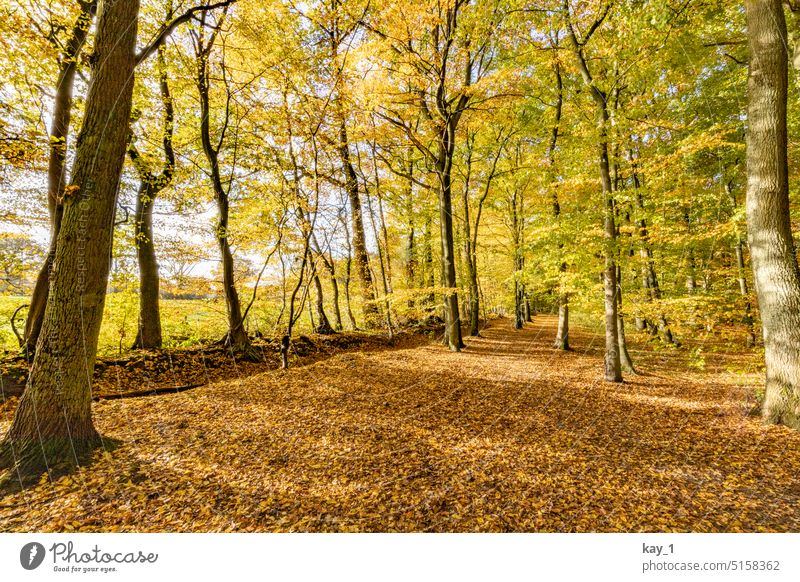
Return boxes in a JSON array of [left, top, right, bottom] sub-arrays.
[[1, 316, 798, 532]]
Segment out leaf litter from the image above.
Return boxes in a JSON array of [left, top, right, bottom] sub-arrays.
[[1, 316, 798, 532]]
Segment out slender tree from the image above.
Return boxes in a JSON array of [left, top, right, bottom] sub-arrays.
[[564, 0, 622, 382], [127, 31, 175, 350], [192, 8, 253, 354]]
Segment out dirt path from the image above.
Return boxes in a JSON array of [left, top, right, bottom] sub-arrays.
[[2, 316, 799, 532]]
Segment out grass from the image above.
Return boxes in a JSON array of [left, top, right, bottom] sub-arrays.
[[0, 293, 307, 357]]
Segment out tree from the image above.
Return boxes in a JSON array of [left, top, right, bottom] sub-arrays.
[[0, 0, 140, 481], [191, 6, 254, 355], [366, 0, 507, 350], [22, 0, 97, 357], [745, 0, 800, 429], [127, 17, 176, 350], [563, 0, 622, 382]]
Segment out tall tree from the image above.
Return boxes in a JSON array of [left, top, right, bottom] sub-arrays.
[[192, 7, 253, 354], [23, 0, 97, 356], [563, 0, 622, 382], [0, 0, 140, 481], [127, 26, 175, 350], [745, 0, 800, 428]]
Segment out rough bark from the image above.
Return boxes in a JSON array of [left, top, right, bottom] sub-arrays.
[[1, 0, 139, 482], [745, 0, 800, 428], [23, 1, 97, 357], [436, 119, 464, 350]]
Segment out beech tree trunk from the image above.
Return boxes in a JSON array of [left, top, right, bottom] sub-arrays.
[[129, 42, 174, 350], [437, 125, 464, 350], [195, 19, 251, 353], [1, 0, 139, 480], [549, 60, 569, 350], [338, 118, 379, 327], [555, 296, 570, 350], [312, 274, 334, 334], [132, 182, 162, 349], [565, 2, 621, 381], [745, 0, 800, 428], [23, 0, 97, 356]]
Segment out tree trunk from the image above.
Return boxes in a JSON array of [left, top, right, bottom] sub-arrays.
[[1, 0, 139, 481], [338, 117, 378, 327], [217, 216, 250, 350], [437, 121, 463, 350], [196, 28, 251, 353], [746, 0, 800, 428], [514, 257, 525, 330], [549, 61, 569, 350], [599, 116, 621, 381], [129, 41, 174, 350], [132, 183, 162, 349], [312, 274, 334, 334], [617, 266, 636, 373], [565, 4, 621, 381], [555, 295, 570, 350], [329, 274, 343, 331], [23, 1, 97, 356]]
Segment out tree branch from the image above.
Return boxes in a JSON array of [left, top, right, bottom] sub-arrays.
[[135, 0, 238, 65]]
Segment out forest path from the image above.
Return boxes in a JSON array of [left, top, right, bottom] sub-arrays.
[[2, 316, 799, 532]]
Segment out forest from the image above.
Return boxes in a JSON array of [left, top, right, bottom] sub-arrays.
[[0, 0, 799, 532]]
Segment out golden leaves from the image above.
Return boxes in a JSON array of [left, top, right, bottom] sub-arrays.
[[1, 317, 798, 533]]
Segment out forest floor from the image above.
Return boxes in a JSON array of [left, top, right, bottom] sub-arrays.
[[1, 315, 799, 532]]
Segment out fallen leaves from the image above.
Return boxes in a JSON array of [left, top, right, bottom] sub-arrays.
[[1, 316, 798, 532]]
